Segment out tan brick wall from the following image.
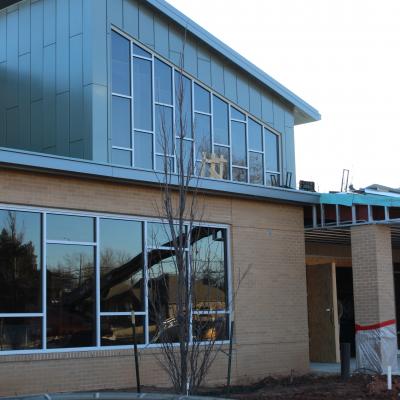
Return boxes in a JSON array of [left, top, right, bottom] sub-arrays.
[[351, 224, 396, 326], [0, 168, 309, 395]]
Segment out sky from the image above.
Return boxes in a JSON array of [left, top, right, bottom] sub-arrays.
[[166, 0, 400, 192]]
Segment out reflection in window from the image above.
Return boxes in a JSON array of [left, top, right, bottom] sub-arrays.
[[112, 148, 131, 167], [132, 43, 151, 58], [194, 83, 210, 113], [232, 167, 247, 183], [46, 244, 95, 349], [248, 118, 262, 151], [213, 96, 229, 145], [112, 96, 131, 148], [133, 58, 152, 131], [176, 138, 194, 174], [101, 315, 145, 346], [155, 105, 174, 155], [155, 59, 172, 105], [134, 131, 153, 169], [249, 152, 264, 185], [100, 219, 144, 312], [0, 210, 41, 313], [231, 106, 245, 121], [175, 72, 192, 139], [111, 31, 130, 96], [191, 227, 227, 311], [265, 128, 279, 172], [147, 223, 185, 249], [47, 214, 94, 243], [231, 121, 247, 167], [213, 146, 230, 180], [192, 314, 228, 341], [0, 317, 42, 350], [148, 252, 180, 343], [194, 114, 211, 161]]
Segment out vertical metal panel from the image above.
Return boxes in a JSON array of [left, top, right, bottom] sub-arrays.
[[56, 0, 70, 94], [56, 91, 70, 155], [69, 34, 83, 143], [0, 12, 6, 63], [43, 43, 56, 150], [91, 84, 108, 162], [154, 15, 168, 58], [0, 62, 5, 145], [272, 101, 285, 133], [169, 25, 183, 66], [284, 124, 296, 188], [31, 1, 44, 102], [31, 100, 43, 151], [70, 139, 84, 158], [6, 10, 18, 108], [18, 52, 30, 149], [223, 67, 237, 103], [261, 93, 273, 125], [91, 0, 107, 86], [6, 107, 18, 148], [43, 0, 56, 46], [211, 58, 224, 94], [18, 1, 30, 55], [249, 85, 261, 119], [69, 0, 83, 37], [197, 47, 211, 85], [123, 0, 139, 39], [236, 74, 249, 110], [107, 0, 123, 27], [83, 84, 93, 159], [183, 37, 197, 77], [138, 5, 154, 48]]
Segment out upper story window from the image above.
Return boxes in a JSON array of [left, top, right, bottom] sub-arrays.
[[111, 30, 282, 187]]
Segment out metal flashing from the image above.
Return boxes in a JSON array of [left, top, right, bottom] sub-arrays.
[[0, 147, 320, 205]]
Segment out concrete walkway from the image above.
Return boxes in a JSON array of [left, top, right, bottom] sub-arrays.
[[310, 359, 357, 374]]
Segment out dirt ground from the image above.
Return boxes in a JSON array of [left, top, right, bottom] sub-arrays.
[[199, 374, 400, 400]]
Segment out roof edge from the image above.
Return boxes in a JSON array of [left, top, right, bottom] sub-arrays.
[[149, 0, 321, 124]]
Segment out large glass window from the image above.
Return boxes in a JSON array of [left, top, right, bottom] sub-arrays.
[[0, 210, 41, 313], [110, 31, 283, 188], [0, 207, 231, 353]]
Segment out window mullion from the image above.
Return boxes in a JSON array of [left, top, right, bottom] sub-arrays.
[[95, 217, 101, 348], [42, 212, 47, 350]]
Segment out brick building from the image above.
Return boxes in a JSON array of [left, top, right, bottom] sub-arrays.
[[0, 0, 398, 397]]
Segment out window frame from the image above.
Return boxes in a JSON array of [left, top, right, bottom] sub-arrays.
[[110, 26, 284, 188], [0, 203, 232, 355]]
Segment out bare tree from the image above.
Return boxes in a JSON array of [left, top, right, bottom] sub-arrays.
[[148, 46, 247, 394]]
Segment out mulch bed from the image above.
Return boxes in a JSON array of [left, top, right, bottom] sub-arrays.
[[199, 374, 400, 400]]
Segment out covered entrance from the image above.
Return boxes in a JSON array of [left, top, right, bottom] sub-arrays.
[[304, 189, 400, 372]]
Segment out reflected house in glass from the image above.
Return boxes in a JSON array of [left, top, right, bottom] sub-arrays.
[[0, 0, 321, 396]]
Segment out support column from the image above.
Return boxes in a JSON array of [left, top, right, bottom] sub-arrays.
[[351, 224, 398, 373]]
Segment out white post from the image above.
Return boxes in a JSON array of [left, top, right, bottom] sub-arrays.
[[387, 366, 392, 390]]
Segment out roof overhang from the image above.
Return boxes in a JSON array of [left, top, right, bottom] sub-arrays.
[[0, 147, 321, 205]]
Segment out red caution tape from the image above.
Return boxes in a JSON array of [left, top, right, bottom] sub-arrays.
[[355, 319, 396, 332]]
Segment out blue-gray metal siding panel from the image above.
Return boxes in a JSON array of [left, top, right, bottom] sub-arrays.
[[30, 1, 43, 102], [107, 0, 123, 26], [6, 10, 18, 109], [272, 101, 285, 133], [91, 84, 108, 162], [69, 34, 83, 143], [6, 107, 18, 148], [261, 93, 273, 125], [236, 74, 249, 110], [43, 43, 56, 150], [153, 14, 169, 58], [56, 0, 69, 94], [43, 0, 56, 46], [169, 25, 183, 66], [0, 12, 6, 62], [91, 0, 107, 86], [197, 47, 211, 86], [69, 0, 83, 37], [223, 67, 237, 104], [18, 1, 30, 56], [122, 0, 139, 39], [138, 5, 155, 48], [0, 0, 93, 159], [30, 100, 43, 152], [18, 52, 30, 149], [210, 58, 224, 95], [249, 85, 261, 120], [183, 37, 197, 77]]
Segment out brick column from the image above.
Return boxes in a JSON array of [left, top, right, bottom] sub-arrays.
[[351, 224, 398, 373]]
